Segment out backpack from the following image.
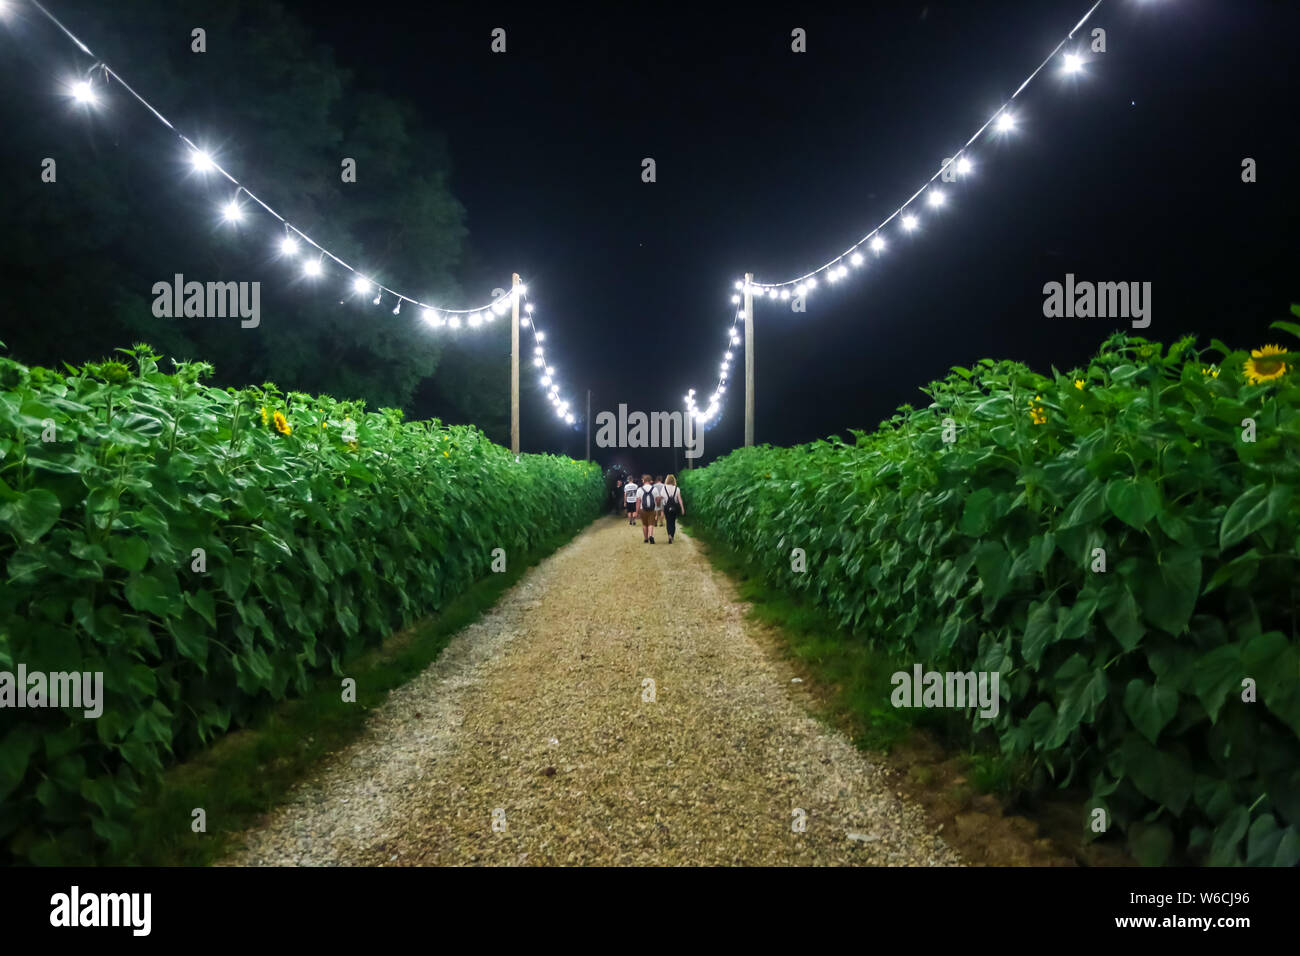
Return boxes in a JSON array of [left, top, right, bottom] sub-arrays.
[[640, 486, 656, 510], [663, 486, 680, 516]]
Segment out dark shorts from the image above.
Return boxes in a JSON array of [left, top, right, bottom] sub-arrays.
[[626, 502, 636, 513]]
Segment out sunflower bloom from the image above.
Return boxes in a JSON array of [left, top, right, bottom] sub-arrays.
[[260, 406, 269, 426], [273, 410, 292, 435], [443, 450, 450, 457], [1074, 379, 1085, 390], [1243, 345, 1287, 385]]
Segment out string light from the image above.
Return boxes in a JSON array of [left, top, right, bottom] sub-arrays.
[[691, 0, 1108, 431]]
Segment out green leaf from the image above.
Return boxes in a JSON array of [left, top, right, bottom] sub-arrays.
[[1101, 585, 1145, 651], [1132, 550, 1201, 636], [1120, 733, 1192, 816], [1022, 599, 1057, 668], [1105, 477, 1161, 530], [108, 536, 150, 572], [2, 488, 62, 543], [1219, 484, 1292, 550], [1128, 821, 1174, 867], [1123, 679, 1178, 744], [1193, 644, 1242, 723], [1059, 478, 1106, 529]]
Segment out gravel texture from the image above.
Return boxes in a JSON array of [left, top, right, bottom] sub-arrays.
[[220, 517, 961, 866]]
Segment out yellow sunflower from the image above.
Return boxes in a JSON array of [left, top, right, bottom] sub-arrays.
[[1243, 345, 1287, 385], [273, 410, 292, 435], [1074, 379, 1085, 390], [260, 406, 269, 426]]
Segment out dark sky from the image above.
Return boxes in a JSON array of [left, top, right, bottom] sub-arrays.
[[235, 1, 1300, 469]]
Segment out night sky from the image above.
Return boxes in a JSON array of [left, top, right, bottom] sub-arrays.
[[44, 1, 1300, 471]]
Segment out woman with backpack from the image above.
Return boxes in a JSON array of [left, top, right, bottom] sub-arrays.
[[662, 474, 685, 544]]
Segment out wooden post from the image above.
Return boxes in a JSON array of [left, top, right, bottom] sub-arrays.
[[744, 271, 754, 447], [510, 273, 520, 455]]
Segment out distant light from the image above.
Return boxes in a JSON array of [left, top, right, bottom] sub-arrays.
[[449, 316, 461, 329], [191, 149, 215, 172], [469, 313, 482, 328], [731, 295, 740, 304], [303, 259, 323, 278], [353, 277, 372, 294], [956, 157, 973, 175], [995, 111, 1015, 133], [525, 303, 534, 313], [537, 332, 546, 342], [850, 252, 864, 266], [1062, 53, 1084, 74], [534, 357, 544, 367], [222, 199, 243, 223], [565, 414, 575, 424], [279, 236, 299, 257], [871, 236, 885, 252], [70, 80, 97, 105], [902, 214, 919, 231], [928, 190, 945, 207], [422, 308, 441, 326], [779, 289, 790, 300]]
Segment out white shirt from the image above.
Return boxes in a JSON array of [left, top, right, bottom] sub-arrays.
[[652, 482, 666, 504], [624, 482, 638, 502]]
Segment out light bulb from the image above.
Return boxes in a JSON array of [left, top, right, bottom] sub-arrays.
[[353, 277, 372, 294], [995, 111, 1015, 132], [303, 259, 323, 278], [871, 236, 885, 252], [279, 236, 299, 257], [191, 150, 214, 172], [902, 214, 919, 231], [928, 190, 945, 207]]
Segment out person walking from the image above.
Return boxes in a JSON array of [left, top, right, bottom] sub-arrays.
[[623, 476, 639, 525], [652, 475, 667, 527], [637, 473, 657, 543], [662, 474, 685, 543]]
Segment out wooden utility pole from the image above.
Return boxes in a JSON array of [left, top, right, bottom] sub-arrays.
[[585, 388, 592, 461], [744, 271, 755, 447], [510, 272, 520, 454]]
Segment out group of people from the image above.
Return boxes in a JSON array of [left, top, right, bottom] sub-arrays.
[[621, 473, 685, 544]]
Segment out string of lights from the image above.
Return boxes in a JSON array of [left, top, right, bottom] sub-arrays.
[[686, 0, 1108, 428], [21, 0, 581, 426]]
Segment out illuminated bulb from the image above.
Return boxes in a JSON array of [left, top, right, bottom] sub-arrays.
[[537, 332, 546, 342], [956, 157, 973, 175], [780, 289, 790, 300], [902, 214, 919, 231], [928, 190, 945, 207], [995, 111, 1015, 132], [794, 284, 806, 296], [519, 317, 530, 328], [372, 294, 381, 305], [279, 236, 299, 257], [525, 303, 534, 313], [806, 277, 817, 289], [1063, 53, 1083, 74], [353, 277, 372, 294], [222, 199, 243, 223], [837, 265, 849, 278], [767, 288, 778, 298], [469, 313, 482, 328], [534, 357, 544, 367], [303, 259, 323, 278], [731, 295, 740, 304], [565, 414, 575, 424], [71, 80, 97, 105], [516, 284, 527, 296], [542, 376, 552, 386], [449, 316, 461, 329], [392, 301, 401, 315], [191, 150, 215, 172], [734, 280, 743, 290], [828, 268, 840, 283], [534, 346, 543, 355], [422, 309, 440, 326], [850, 252, 864, 266], [871, 236, 885, 252], [545, 366, 554, 376]]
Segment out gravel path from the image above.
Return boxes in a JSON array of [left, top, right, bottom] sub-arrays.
[[220, 517, 961, 866]]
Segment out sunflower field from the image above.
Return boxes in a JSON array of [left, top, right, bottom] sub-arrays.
[[0, 343, 603, 864], [680, 316, 1300, 865]]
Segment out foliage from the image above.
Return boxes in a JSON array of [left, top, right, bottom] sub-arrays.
[[0, 344, 602, 864], [681, 314, 1300, 866]]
